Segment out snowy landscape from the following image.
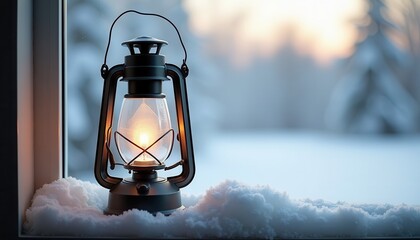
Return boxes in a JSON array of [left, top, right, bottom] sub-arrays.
[[189, 131, 420, 205], [35, 0, 420, 238]]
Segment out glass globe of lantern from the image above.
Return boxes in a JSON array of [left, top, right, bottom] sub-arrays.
[[116, 97, 173, 168]]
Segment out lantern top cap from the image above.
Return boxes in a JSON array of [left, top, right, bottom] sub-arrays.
[[122, 36, 168, 55]]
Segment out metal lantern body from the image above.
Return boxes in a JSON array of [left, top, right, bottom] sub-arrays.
[[95, 36, 195, 215]]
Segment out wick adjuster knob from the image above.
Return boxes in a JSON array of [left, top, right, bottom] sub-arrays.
[[136, 183, 150, 194]]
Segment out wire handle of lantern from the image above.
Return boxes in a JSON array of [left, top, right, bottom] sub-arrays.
[[101, 10, 189, 79]]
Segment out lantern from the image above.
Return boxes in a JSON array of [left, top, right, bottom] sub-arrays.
[[94, 11, 195, 215]]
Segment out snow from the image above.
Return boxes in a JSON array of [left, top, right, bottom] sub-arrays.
[[25, 131, 420, 238], [24, 177, 420, 238], [186, 131, 420, 205], [72, 130, 420, 206]]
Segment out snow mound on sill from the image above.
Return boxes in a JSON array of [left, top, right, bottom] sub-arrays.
[[23, 177, 420, 238]]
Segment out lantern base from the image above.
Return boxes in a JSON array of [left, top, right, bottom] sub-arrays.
[[105, 171, 182, 215]]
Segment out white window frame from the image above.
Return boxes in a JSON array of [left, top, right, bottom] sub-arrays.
[[32, 0, 66, 188], [13, 0, 65, 237]]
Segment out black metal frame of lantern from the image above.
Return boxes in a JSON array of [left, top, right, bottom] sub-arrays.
[[95, 10, 195, 215]]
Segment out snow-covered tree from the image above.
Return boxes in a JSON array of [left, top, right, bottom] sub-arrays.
[[326, 0, 419, 134], [392, 0, 420, 112]]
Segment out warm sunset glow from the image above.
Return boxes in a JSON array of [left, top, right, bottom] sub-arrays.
[[183, 0, 365, 66]]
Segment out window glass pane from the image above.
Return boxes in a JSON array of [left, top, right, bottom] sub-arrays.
[[67, 0, 420, 204], [66, 0, 215, 187]]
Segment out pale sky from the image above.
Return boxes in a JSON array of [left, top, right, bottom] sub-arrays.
[[183, 0, 365, 66]]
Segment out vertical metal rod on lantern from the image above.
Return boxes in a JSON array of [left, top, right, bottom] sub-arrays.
[[94, 10, 195, 215]]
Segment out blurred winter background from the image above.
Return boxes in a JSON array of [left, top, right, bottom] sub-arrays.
[[67, 0, 420, 205]]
